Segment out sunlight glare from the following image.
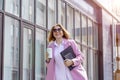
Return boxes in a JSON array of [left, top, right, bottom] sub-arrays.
[[114, 0, 120, 7]]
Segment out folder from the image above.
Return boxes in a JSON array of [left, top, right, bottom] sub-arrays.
[[60, 46, 76, 70]]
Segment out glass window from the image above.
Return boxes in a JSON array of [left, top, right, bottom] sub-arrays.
[[22, 0, 34, 22], [58, 0, 65, 27], [0, 14, 2, 79], [75, 11, 81, 42], [5, 0, 20, 16], [112, 20, 117, 72], [88, 19, 93, 47], [82, 46, 88, 72], [36, 0, 46, 27], [82, 15, 87, 45], [93, 23, 98, 49], [87, 49, 99, 80], [3, 16, 19, 80], [0, 0, 3, 10], [116, 42, 120, 70], [35, 28, 46, 80], [48, 0, 56, 30], [93, 51, 98, 80], [87, 49, 94, 80], [67, 5, 74, 39], [23, 27, 33, 80], [77, 43, 81, 53]]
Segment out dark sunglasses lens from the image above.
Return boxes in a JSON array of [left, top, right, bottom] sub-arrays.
[[53, 28, 62, 32]]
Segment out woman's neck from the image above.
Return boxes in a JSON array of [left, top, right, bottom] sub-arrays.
[[56, 38, 63, 45]]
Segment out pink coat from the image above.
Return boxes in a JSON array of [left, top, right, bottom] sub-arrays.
[[46, 39, 88, 80]]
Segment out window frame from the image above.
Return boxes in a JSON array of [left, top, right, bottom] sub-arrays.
[[0, 13, 2, 80], [20, 22, 35, 80], [2, 15, 20, 80]]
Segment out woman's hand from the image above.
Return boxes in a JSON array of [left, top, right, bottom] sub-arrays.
[[46, 52, 51, 63], [46, 58, 51, 63], [64, 59, 74, 67]]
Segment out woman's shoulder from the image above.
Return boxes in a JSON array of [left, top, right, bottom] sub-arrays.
[[67, 38, 75, 43], [63, 38, 76, 46]]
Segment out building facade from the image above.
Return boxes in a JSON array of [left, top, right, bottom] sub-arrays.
[[0, 0, 119, 80]]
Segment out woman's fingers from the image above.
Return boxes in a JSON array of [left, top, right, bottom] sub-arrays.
[[64, 59, 73, 67]]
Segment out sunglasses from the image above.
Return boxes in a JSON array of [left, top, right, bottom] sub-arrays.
[[53, 28, 62, 32]]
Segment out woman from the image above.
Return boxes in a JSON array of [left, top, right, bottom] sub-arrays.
[[46, 24, 88, 80]]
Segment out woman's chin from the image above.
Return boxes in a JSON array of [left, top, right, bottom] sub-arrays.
[[56, 37, 62, 39]]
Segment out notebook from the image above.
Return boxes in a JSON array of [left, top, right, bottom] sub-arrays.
[[60, 46, 76, 70]]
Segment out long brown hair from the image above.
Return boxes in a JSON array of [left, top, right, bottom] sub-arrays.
[[48, 24, 70, 42]]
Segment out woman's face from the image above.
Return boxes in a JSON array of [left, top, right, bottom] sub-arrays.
[[53, 26, 63, 40]]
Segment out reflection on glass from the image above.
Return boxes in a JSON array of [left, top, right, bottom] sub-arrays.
[[67, 5, 74, 39], [75, 11, 81, 42], [88, 19, 93, 47], [36, 0, 46, 27], [35, 28, 46, 80], [82, 15, 87, 45], [58, 0, 65, 27], [5, 0, 20, 16], [23, 28, 33, 80], [22, 0, 34, 22], [3, 16, 19, 80], [0, 0, 3, 9], [48, 0, 56, 30]]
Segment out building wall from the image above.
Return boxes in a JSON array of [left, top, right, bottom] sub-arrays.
[[96, 0, 112, 11], [102, 9, 113, 80]]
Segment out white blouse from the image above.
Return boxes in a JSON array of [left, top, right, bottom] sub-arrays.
[[54, 41, 73, 80]]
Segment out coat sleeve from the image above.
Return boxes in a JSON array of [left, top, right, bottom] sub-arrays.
[[70, 40, 84, 66]]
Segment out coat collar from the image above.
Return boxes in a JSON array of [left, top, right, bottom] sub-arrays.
[[49, 38, 71, 49]]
